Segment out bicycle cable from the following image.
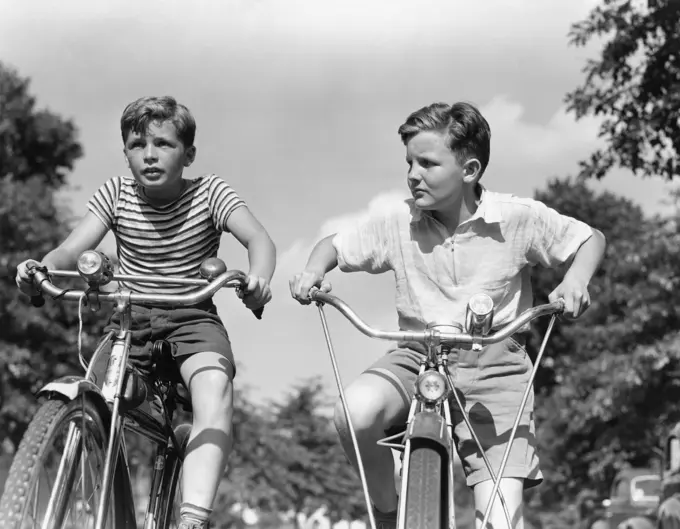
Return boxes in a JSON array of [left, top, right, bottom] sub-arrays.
[[77, 292, 89, 371]]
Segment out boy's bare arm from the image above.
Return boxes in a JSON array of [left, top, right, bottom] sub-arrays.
[[226, 206, 276, 309], [549, 228, 607, 318], [42, 212, 110, 268], [290, 234, 338, 304], [16, 211, 109, 294]]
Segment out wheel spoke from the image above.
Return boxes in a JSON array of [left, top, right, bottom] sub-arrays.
[[0, 399, 116, 529]]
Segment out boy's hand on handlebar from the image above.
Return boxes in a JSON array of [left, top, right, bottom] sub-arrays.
[[240, 275, 272, 310], [289, 270, 332, 305], [549, 275, 590, 319], [15, 259, 42, 296]]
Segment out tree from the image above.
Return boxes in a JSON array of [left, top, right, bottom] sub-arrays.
[[0, 63, 82, 187], [268, 378, 365, 527], [566, 0, 680, 180], [526, 177, 649, 394], [524, 178, 680, 522], [0, 62, 103, 458]]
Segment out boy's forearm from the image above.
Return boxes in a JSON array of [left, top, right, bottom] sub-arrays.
[[40, 247, 79, 270], [565, 229, 607, 284], [246, 231, 277, 282], [304, 234, 339, 275]]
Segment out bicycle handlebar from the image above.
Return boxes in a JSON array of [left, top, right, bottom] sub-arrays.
[[309, 290, 564, 346], [29, 267, 264, 319]]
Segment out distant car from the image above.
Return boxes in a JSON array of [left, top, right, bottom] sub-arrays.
[[589, 468, 661, 529]]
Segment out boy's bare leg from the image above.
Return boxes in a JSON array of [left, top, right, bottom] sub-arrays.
[[179, 351, 234, 524], [333, 373, 408, 513], [473, 477, 524, 529]]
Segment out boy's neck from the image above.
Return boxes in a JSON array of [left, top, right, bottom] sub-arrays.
[[142, 179, 187, 206], [432, 184, 481, 234]]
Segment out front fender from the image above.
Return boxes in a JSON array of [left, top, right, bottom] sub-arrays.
[[38, 374, 104, 402], [405, 411, 450, 454], [37, 375, 137, 527]]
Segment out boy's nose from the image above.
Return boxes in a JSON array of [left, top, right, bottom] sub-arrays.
[[407, 168, 422, 184], [143, 145, 158, 161]]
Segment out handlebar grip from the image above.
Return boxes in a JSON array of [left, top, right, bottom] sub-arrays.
[[252, 307, 264, 320], [30, 294, 45, 308]]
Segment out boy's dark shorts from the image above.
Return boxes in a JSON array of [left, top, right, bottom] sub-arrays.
[[366, 335, 541, 489], [92, 300, 235, 384]]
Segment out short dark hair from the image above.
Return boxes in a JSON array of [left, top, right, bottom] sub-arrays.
[[120, 96, 196, 147], [398, 102, 491, 175]]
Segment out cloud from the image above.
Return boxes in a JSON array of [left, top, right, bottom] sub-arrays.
[[278, 188, 409, 276]]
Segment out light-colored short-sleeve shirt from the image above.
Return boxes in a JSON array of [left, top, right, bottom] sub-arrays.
[[333, 187, 594, 339], [87, 174, 245, 294]]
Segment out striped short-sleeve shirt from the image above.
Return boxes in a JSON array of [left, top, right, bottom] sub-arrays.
[[333, 186, 594, 345], [87, 174, 245, 294]]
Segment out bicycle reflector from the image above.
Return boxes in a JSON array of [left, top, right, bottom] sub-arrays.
[[415, 371, 448, 404], [465, 293, 494, 335], [77, 250, 114, 285]]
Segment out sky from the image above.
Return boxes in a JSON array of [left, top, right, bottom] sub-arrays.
[[1, 0, 674, 406]]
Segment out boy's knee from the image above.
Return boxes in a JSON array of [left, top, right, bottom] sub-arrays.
[[333, 385, 387, 436], [190, 372, 233, 419]]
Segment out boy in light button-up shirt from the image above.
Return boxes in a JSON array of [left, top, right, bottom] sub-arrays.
[[290, 101, 606, 529]]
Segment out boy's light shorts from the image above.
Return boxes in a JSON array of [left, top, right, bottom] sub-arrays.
[[365, 335, 542, 489]]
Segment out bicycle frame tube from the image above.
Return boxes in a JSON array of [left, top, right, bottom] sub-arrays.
[[94, 294, 134, 529]]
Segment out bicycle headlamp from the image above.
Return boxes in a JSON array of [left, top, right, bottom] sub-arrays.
[[465, 293, 494, 335], [77, 250, 114, 285], [415, 371, 448, 404]]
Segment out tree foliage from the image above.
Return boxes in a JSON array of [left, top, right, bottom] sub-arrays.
[[0, 63, 82, 187], [0, 62, 102, 453], [566, 0, 680, 180], [526, 178, 680, 524]]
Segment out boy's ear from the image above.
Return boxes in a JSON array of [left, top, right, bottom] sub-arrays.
[[123, 151, 130, 169], [184, 146, 197, 167], [462, 159, 482, 184]]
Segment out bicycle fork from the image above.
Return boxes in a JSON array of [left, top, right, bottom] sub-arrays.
[[82, 330, 133, 529]]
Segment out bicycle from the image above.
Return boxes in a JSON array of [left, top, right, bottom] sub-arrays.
[[307, 289, 564, 529], [0, 250, 262, 529]]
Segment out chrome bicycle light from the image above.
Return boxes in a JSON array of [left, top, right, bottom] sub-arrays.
[[415, 371, 448, 404], [77, 250, 114, 286], [465, 293, 494, 335]]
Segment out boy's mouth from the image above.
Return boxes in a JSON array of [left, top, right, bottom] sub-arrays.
[[142, 167, 163, 176]]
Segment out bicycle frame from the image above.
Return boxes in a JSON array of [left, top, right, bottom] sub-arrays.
[[311, 291, 563, 529], [38, 292, 186, 529], [29, 253, 256, 529]]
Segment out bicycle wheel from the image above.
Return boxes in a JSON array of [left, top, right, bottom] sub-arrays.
[[154, 423, 192, 529], [659, 496, 680, 529], [0, 397, 122, 529], [403, 443, 445, 529]]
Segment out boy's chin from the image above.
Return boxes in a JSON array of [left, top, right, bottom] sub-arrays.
[[413, 197, 436, 209]]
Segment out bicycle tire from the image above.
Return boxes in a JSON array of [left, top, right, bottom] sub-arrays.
[[0, 397, 123, 529], [155, 423, 192, 529], [659, 496, 680, 529], [403, 443, 444, 529]]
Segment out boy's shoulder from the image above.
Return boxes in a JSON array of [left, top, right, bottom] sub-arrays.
[[482, 189, 549, 220]]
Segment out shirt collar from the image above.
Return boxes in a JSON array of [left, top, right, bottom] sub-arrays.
[[409, 184, 502, 225]]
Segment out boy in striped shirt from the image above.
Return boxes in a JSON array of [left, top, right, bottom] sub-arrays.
[[290, 101, 606, 529], [16, 95, 276, 529]]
